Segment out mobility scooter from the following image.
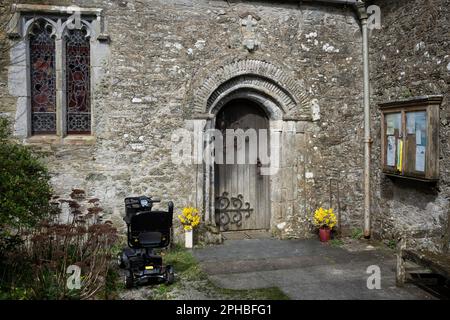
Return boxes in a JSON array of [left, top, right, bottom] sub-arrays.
[[118, 195, 175, 288]]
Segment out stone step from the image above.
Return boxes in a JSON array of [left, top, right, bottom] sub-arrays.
[[222, 230, 272, 240]]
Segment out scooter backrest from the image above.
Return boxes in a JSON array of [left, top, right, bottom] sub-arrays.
[[130, 211, 173, 232]]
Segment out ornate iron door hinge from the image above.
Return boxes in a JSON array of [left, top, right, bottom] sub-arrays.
[[214, 192, 253, 231]]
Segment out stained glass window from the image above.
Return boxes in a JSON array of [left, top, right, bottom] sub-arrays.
[[65, 28, 91, 134], [29, 20, 56, 134]]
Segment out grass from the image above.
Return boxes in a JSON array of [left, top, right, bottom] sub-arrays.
[[147, 244, 290, 300], [161, 244, 208, 281], [351, 228, 364, 240], [329, 239, 344, 247], [386, 239, 397, 250], [103, 267, 123, 299]]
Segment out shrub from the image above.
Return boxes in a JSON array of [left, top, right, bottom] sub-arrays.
[[0, 118, 119, 299], [1, 189, 118, 299], [0, 117, 54, 297], [0, 118, 52, 230]]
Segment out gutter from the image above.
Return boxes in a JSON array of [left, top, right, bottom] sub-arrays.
[[302, 0, 372, 238]]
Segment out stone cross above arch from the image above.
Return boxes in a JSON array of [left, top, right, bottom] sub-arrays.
[[189, 59, 313, 121], [241, 15, 259, 51]]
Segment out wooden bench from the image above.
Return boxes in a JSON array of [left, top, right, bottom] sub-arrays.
[[397, 249, 450, 283], [397, 237, 450, 297]]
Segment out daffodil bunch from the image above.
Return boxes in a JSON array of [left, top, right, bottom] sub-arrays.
[[178, 207, 201, 231], [313, 207, 337, 229]]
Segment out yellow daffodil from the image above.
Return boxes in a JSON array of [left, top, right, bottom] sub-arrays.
[[313, 207, 337, 229], [178, 206, 202, 231]]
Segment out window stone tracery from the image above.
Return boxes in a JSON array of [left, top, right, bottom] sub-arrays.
[[7, 4, 108, 139]]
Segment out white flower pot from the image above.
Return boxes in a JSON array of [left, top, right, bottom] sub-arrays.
[[185, 229, 193, 248]]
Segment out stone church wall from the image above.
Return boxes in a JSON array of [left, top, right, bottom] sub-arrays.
[[1, 0, 368, 239], [370, 0, 450, 252]]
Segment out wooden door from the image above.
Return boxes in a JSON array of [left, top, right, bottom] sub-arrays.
[[214, 99, 270, 231]]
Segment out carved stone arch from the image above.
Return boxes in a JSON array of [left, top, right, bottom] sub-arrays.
[[24, 17, 58, 39], [23, 16, 95, 40], [210, 88, 284, 120], [189, 59, 312, 120], [61, 19, 94, 39]]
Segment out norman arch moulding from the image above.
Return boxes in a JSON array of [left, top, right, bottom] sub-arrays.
[[188, 59, 314, 121]]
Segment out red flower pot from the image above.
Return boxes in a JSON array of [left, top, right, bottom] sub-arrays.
[[319, 227, 331, 242]]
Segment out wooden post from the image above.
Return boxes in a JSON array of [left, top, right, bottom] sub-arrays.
[[443, 206, 450, 253], [396, 236, 407, 286]]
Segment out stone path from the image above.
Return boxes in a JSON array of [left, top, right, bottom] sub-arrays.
[[193, 238, 435, 300]]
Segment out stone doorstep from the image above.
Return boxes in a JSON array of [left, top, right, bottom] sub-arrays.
[[222, 230, 272, 240]]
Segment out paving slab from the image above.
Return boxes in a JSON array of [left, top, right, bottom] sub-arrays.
[[193, 238, 434, 300]]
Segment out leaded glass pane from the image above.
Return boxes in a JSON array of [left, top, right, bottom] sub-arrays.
[[30, 20, 56, 134], [66, 28, 91, 134]]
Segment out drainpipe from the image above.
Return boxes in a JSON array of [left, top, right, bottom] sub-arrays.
[[356, 2, 372, 239], [302, 0, 371, 238]]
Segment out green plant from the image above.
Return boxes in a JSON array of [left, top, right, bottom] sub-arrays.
[[351, 228, 364, 240], [0, 120, 119, 299], [103, 267, 121, 299], [0, 118, 53, 230], [330, 239, 344, 247], [161, 243, 206, 281], [0, 117, 54, 299], [386, 239, 397, 250], [0, 188, 118, 300]]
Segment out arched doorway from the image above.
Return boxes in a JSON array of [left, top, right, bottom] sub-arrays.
[[188, 59, 313, 237], [214, 99, 270, 231]]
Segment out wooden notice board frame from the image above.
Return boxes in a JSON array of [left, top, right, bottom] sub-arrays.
[[379, 96, 442, 182]]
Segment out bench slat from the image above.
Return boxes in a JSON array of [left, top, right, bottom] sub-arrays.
[[403, 250, 450, 279]]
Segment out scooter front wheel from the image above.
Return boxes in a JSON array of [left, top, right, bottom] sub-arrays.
[[125, 271, 134, 289], [165, 265, 175, 285]]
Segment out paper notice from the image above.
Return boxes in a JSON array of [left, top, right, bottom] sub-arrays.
[[407, 113, 415, 134], [387, 136, 396, 166], [416, 130, 422, 145], [386, 120, 394, 135], [386, 113, 401, 136], [415, 145, 426, 172], [386, 115, 395, 135], [386, 122, 395, 135], [386, 126, 394, 135]]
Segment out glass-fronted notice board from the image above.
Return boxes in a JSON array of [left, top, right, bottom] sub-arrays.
[[379, 96, 442, 182]]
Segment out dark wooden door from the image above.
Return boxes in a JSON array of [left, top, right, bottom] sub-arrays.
[[214, 99, 270, 231]]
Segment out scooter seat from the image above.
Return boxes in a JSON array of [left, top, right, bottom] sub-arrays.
[[138, 231, 162, 246]]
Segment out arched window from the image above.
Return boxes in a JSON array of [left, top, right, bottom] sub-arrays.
[[10, 6, 107, 139], [29, 20, 56, 134], [65, 27, 91, 134]]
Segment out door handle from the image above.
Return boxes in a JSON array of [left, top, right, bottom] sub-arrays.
[[257, 158, 262, 176]]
